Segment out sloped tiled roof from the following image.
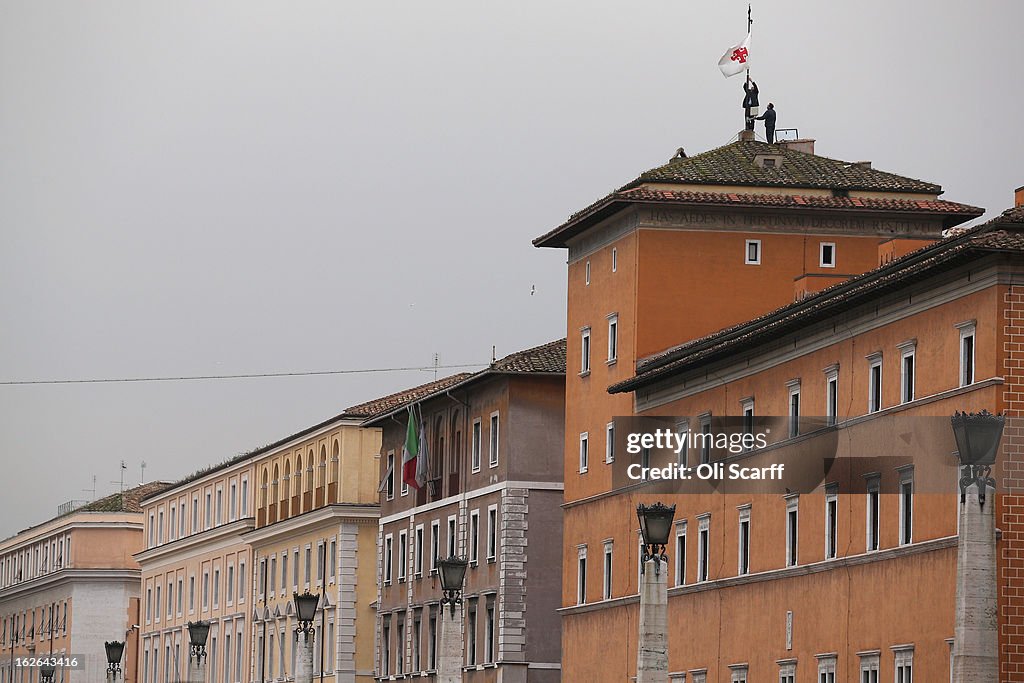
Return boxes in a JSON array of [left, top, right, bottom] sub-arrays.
[[341, 374, 475, 418], [74, 481, 173, 514], [610, 205, 1024, 394], [490, 338, 566, 374], [534, 140, 980, 248], [630, 140, 942, 193]]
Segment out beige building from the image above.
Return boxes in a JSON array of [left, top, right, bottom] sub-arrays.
[[0, 482, 170, 683], [135, 456, 257, 683], [244, 376, 463, 683]]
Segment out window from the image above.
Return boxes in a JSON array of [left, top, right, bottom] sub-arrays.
[[430, 521, 440, 571], [177, 577, 183, 615], [699, 414, 712, 464], [675, 521, 687, 586], [868, 353, 883, 413], [467, 599, 478, 665], [779, 660, 796, 683], [203, 571, 210, 609], [414, 526, 424, 576], [189, 575, 195, 612], [866, 475, 880, 551], [229, 482, 238, 521], [859, 652, 880, 683], [169, 506, 176, 541], [899, 466, 914, 545], [585, 259, 591, 285], [579, 432, 589, 473], [741, 398, 754, 447], [205, 492, 212, 528], [607, 314, 618, 363], [385, 451, 395, 501], [398, 532, 408, 581], [146, 587, 152, 623], [958, 321, 976, 386], [581, 327, 591, 374], [157, 510, 164, 544], [384, 535, 393, 584], [676, 420, 689, 467], [485, 599, 495, 663], [893, 646, 913, 683], [817, 655, 837, 683], [148, 513, 155, 547], [447, 516, 457, 558], [738, 506, 751, 575], [612, 247, 617, 272], [216, 488, 223, 525], [602, 541, 613, 600], [396, 620, 404, 674], [227, 565, 234, 603], [745, 239, 761, 265], [469, 418, 482, 472], [825, 486, 838, 559], [269, 556, 276, 596], [820, 242, 836, 268], [381, 617, 390, 675], [825, 365, 839, 426], [486, 507, 497, 561], [294, 549, 300, 588], [577, 546, 587, 604], [282, 553, 288, 591], [317, 543, 325, 583], [788, 380, 801, 437], [697, 515, 710, 582], [305, 546, 312, 584], [240, 478, 248, 516], [469, 511, 480, 565], [606, 422, 615, 463], [731, 664, 749, 683], [239, 561, 245, 601], [786, 496, 799, 567], [489, 412, 499, 467], [411, 611, 421, 672], [899, 340, 916, 404]]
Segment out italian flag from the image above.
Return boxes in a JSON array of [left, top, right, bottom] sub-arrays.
[[402, 407, 421, 490]]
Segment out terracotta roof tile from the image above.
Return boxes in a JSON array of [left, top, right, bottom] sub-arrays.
[[489, 338, 566, 374], [70, 482, 173, 516], [341, 374, 474, 419], [610, 206, 1024, 394]]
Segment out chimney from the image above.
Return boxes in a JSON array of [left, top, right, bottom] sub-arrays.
[[778, 138, 815, 155], [739, 129, 755, 142], [1016, 185, 1023, 207], [853, 161, 872, 170]]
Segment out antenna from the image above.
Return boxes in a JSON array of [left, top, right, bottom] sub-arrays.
[[433, 353, 439, 380], [141, 461, 147, 485], [491, 345, 496, 364], [83, 475, 97, 501], [111, 460, 126, 495]]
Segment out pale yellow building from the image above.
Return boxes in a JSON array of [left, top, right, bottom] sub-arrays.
[[0, 482, 170, 683]]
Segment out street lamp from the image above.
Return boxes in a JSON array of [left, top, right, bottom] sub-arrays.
[[293, 591, 320, 637], [951, 409, 1005, 504], [437, 556, 468, 616], [39, 663, 55, 683], [637, 502, 676, 574], [104, 640, 125, 678], [187, 620, 210, 662]]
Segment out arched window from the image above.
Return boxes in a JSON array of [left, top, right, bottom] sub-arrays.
[[283, 461, 292, 517], [306, 450, 315, 494], [261, 469, 269, 508], [319, 446, 327, 485], [294, 454, 303, 495], [332, 440, 340, 486]]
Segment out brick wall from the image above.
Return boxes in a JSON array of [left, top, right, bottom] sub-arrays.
[[1000, 286, 1024, 681]]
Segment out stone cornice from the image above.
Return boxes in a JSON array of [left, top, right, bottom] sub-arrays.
[[241, 504, 379, 545], [0, 568, 141, 602], [134, 517, 254, 565]]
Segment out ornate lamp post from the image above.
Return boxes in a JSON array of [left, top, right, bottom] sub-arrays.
[[436, 556, 468, 683], [636, 502, 676, 683], [187, 620, 210, 683], [39, 663, 56, 683], [104, 641, 125, 683], [951, 410, 1005, 683], [293, 592, 320, 683]]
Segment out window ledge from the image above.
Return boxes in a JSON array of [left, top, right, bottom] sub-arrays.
[[606, 358, 617, 366], [579, 370, 591, 378]]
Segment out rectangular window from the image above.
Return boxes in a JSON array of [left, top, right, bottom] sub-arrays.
[[282, 553, 288, 591], [317, 543, 325, 583], [212, 569, 220, 607], [817, 655, 836, 683], [859, 653, 879, 683], [825, 366, 839, 426], [216, 488, 222, 525], [868, 353, 883, 413], [866, 476, 880, 551], [293, 549, 299, 588], [227, 565, 234, 603], [230, 484, 237, 521], [738, 506, 750, 576], [205, 492, 212, 528], [577, 546, 587, 605], [467, 599, 478, 666], [203, 572, 209, 609], [959, 322, 976, 386], [177, 577, 183, 615], [894, 647, 913, 683], [676, 421, 689, 467], [330, 538, 337, 579], [602, 541, 613, 600], [741, 398, 754, 448], [700, 414, 712, 465], [430, 521, 440, 571], [469, 511, 480, 565], [779, 661, 796, 683], [189, 576, 195, 612], [398, 532, 407, 581], [386, 451, 395, 501], [607, 314, 618, 362], [606, 422, 615, 463], [486, 507, 497, 561], [305, 546, 312, 584], [414, 525, 424, 576], [384, 535, 393, 584], [899, 467, 914, 545], [485, 600, 495, 663], [579, 432, 589, 473], [788, 381, 801, 437], [581, 327, 591, 374], [240, 478, 248, 516], [489, 412, 499, 467], [786, 496, 799, 567], [447, 516, 457, 558], [825, 487, 838, 559], [820, 242, 836, 268], [675, 521, 687, 586], [239, 561, 245, 601], [471, 419, 482, 472], [269, 557, 276, 596], [899, 341, 916, 404], [428, 607, 437, 670], [731, 665, 749, 683], [745, 239, 761, 265], [585, 259, 591, 285], [612, 247, 617, 272], [697, 515, 710, 582]]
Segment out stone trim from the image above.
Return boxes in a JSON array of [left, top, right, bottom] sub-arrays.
[[498, 488, 528, 663]]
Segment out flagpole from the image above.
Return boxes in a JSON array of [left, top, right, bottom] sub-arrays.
[[746, 4, 752, 81]]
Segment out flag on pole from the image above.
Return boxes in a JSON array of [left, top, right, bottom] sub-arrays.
[[718, 33, 751, 77], [415, 421, 429, 489], [401, 407, 421, 490]]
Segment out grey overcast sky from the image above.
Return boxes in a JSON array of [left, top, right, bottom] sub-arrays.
[[1, 1, 1021, 538]]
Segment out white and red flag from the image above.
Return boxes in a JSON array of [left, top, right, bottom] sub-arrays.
[[718, 33, 751, 77]]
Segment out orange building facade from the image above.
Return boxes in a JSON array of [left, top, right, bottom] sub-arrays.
[[534, 137, 1014, 681]]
